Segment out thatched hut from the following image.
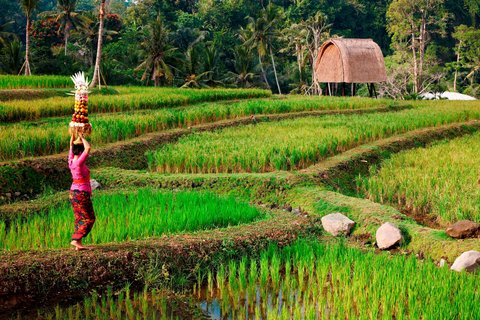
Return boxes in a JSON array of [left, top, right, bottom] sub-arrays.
[[314, 38, 386, 97]]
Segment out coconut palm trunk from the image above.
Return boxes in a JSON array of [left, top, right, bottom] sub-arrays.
[[90, 0, 106, 89], [269, 46, 281, 94], [23, 17, 31, 75], [19, 0, 40, 76], [258, 53, 270, 89]]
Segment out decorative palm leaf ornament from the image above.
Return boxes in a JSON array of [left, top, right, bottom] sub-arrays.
[[69, 72, 92, 142]]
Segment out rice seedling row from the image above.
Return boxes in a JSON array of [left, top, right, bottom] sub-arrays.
[[359, 132, 480, 223], [0, 87, 270, 122], [147, 103, 480, 174], [0, 188, 265, 251], [0, 97, 394, 161], [0, 75, 72, 89]]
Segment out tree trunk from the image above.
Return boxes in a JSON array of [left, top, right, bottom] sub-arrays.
[[90, 0, 106, 89], [296, 43, 302, 82], [64, 20, 71, 56], [269, 46, 281, 94], [258, 52, 270, 89], [65, 33, 68, 56], [24, 17, 31, 76], [418, 14, 427, 93], [411, 33, 419, 94], [454, 40, 461, 92]]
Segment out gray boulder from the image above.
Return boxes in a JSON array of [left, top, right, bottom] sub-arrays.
[[321, 213, 355, 236], [376, 222, 403, 249], [451, 251, 480, 273]]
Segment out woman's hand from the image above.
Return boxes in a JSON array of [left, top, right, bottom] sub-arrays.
[[79, 132, 91, 153]]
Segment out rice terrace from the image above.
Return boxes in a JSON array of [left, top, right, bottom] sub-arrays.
[[0, 0, 479, 319]]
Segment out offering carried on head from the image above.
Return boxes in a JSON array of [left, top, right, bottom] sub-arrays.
[[69, 72, 92, 144]]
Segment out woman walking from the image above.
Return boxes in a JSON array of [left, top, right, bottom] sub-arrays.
[[68, 132, 95, 250]]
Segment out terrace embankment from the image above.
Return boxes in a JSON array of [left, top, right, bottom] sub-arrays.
[[0, 105, 405, 202], [0, 209, 312, 313], [301, 119, 480, 195], [287, 186, 480, 262]]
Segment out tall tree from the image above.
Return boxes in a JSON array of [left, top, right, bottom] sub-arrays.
[[19, 0, 40, 75], [387, 0, 449, 93], [136, 15, 179, 87], [0, 37, 22, 74], [452, 25, 480, 87], [44, 0, 88, 55], [303, 12, 331, 95], [0, 21, 14, 46], [90, 0, 107, 88], [226, 45, 256, 88], [243, 3, 284, 94], [464, 0, 480, 27]]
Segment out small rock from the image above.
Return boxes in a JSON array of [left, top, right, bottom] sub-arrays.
[[450, 251, 480, 273], [292, 208, 301, 215], [321, 213, 355, 236], [446, 220, 480, 239], [5, 193, 11, 198], [376, 222, 403, 250], [439, 259, 447, 268], [14, 192, 21, 197], [90, 179, 101, 190]]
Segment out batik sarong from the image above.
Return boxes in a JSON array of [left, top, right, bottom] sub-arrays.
[[70, 190, 95, 240]]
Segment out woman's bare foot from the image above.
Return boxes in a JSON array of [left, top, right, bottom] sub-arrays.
[[70, 240, 90, 250]]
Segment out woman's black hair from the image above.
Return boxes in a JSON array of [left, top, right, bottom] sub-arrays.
[[72, 143, 85, 156]]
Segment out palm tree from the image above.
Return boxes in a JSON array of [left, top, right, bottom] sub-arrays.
[[0, 37, 22, 74], [136, 15, 179, 87], [19, 0, 40, 76], [43, 0, 89, 55], [90, 0, 106, 88], [181, 33, 211, 88], [281, 22, 308, 85], [203, 42, 224, 87], [0, 21, 15, 46], [226, 45, 256, 88], [243, 3, 283, 94]]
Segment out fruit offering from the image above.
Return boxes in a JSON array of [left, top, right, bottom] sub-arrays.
[[69, 72, 92, 138]]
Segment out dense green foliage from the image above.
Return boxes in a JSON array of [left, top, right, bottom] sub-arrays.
[[147, 102, 480, 173], [0, 0, 478, 96], [362, 132, 480, 223], [0, 188, 265, 250]]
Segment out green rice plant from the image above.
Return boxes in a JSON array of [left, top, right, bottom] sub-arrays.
[[0, 75, 71, 89], [0, 188, 265, 251], [0, 87, 270, 122], [361, 132, 480, 223], [199, 239, 479, 319], [148, 102, 480, 173], [25, 286, 187, 320], [0, 95, 394, 161]]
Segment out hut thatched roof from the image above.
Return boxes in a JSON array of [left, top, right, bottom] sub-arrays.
[[314, 38, 386, 83]]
